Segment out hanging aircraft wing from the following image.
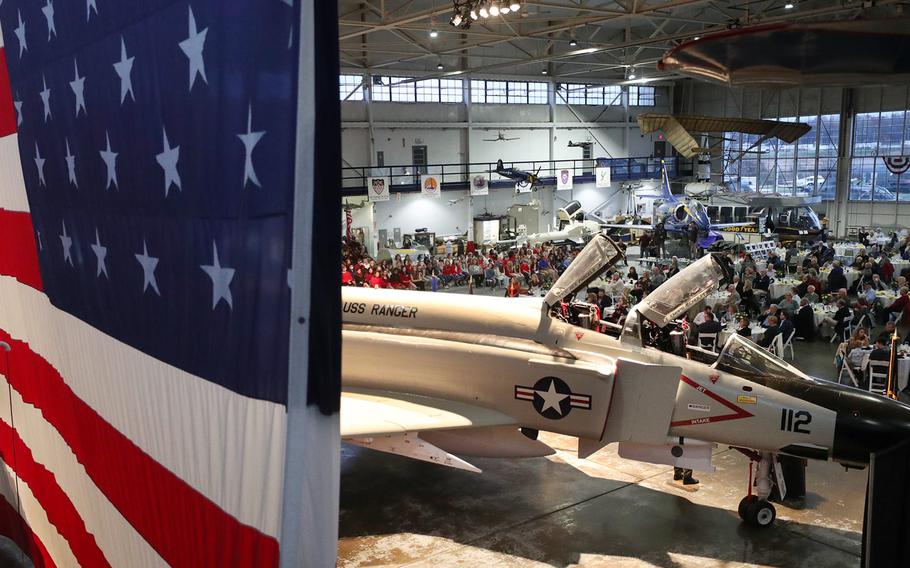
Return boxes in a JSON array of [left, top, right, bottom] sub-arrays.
[[637, 114, 811, 158], [601, 223, 654, 231]]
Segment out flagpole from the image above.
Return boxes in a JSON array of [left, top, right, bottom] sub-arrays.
[[279, 0, 341, 565]]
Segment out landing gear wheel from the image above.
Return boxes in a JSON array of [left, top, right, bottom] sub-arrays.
[[745, 499, 776, 528], [738, 495, 757, 521]]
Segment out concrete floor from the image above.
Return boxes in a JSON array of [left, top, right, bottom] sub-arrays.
[[338, 286, 867, 568]]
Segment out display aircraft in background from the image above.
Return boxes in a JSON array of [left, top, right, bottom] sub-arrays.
[[493, 159, 541, 191], [603, 164, 754, 248], [495, 200, 601, 247], [340, 234, 910, 528]]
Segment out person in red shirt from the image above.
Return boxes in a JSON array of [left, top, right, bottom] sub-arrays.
[[368, 270, 385, 288], [884, 286, 910, 335], [399, 271, 415, 289]]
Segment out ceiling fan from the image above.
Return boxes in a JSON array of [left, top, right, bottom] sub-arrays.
[[483, 130, 520, 142]]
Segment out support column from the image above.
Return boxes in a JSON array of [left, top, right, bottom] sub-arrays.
[[833, 88, 854, 238]]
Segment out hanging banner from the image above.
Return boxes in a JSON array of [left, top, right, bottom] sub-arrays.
[[595, 166, 612, 188], [883, 156, 910, 175], [557, 168, 574, 190], [421, 174, 442, 198], [368, 177, 390, 201], [470, 174, 489, 196]]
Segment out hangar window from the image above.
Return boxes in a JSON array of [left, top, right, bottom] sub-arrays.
[[604, 85, 622, 105], [528, 82, 549, 104], [507, 82, 528, 104], [339, 75, 364, 101], [415, 79, 439, 102], [439, 79, 463, 103], [470, 80, 486, 104], [390, 77, 417, 102], [849, 110, 905, 201], [486, 81, 508, 103], [628, 86, 655, 106]]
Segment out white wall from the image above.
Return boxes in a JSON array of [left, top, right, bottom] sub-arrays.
[[371, 180, 630, 239]]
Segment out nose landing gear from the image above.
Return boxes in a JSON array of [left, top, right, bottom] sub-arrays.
[[734, 449, 784, 528]]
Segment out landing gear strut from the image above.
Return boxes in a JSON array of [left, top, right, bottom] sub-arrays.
[[735, 450, 783, 528]]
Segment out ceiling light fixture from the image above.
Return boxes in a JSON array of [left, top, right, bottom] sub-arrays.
[[430, 28, 439, 38], [541, 68, 548, 75], [693, 35, 700, 40], [784, 2, 794, 8], [569, 38, 578, 47], [437, 63, 445, 70], [628, 66, 636, 80], [450, 1, 522, 29]]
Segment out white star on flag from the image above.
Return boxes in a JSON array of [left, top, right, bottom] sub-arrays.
[[135, 240, 160, 296], [156, 127, 181, 197], [70, 59, 86, 116], [14, 10, 26, 57], [113, 36, 135, 104], [13, 99, 22, 127], [34, 142, 46, 186], [100, 131, 118, 190], [91, 228, 108, 278], [537, 379, 568, 416], [40, 75, 52, 122], [86, 0, 97, 21], [200, 242, 235, 310], [238, 104, 265, 188], [179, 7, 208, 90], [60, 221, 73, 266], [65, 138, 78, 188], [42, 0, 56, 40]]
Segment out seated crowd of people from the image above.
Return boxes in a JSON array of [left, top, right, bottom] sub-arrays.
[[341, 237, 579, 295]]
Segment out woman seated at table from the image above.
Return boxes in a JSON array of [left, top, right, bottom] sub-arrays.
[[736, 318, 752, 338], [720, 304, 738, 325], [739, 282, 757, 316], [778, 292, 799, 316], [846, 326, 870, 354]]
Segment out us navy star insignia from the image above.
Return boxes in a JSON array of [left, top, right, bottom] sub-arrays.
[[514, 377, 592, 420]]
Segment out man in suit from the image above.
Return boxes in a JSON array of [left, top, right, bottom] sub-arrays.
[[779, 311, 795, 344], [820, 299, 852, 340], [826, 260, 848, 292], [794, 298, 816, 341], [760, 315, 781, 348], [736, 318, 753, 338], [696, 312, 723, 349], [870, 338, 892, 362], [760, 304, 779, 328]]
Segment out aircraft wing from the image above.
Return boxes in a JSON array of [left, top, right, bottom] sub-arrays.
[[341, 390, 556, 473], [711, 222, 756, 229], [341, 390, 515, 437], [637, 113, 810, 158]]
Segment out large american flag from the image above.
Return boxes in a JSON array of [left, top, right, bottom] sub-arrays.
[[0, 0, 339, 566]]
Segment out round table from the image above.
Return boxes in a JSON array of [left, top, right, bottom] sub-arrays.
[[770, 278, 800, 298], [718, 324, 765, 346]]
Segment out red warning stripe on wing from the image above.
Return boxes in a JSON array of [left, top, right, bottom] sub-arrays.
[[669, 375, 753, 428]]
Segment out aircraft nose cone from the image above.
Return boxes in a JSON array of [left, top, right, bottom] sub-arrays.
[[832, 389, 910, 466]]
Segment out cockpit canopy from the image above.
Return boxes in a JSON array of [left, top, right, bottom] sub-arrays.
[[544, 234, 624, 308], [635, 254, 732, 327]]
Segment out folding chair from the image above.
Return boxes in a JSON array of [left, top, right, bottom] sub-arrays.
[[868, 360, 891, 395], [831, 315, 854, 343], [697, 332, 719, 352], [781, 330, 796, 361], [765, 333, 784, 357]]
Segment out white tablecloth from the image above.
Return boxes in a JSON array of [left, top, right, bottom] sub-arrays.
[[770, 278, 800, 298], [835, 243, 865, 260], [819, 267, 860, 290], [812, 305, 835, 327], [853, 350, 910, 391], [718, 325, 765, 346]]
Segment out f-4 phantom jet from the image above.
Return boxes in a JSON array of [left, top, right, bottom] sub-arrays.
[[340, 235, 910, 527]]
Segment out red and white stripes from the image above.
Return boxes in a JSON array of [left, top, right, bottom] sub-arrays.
[[0, 27, 286, 567]]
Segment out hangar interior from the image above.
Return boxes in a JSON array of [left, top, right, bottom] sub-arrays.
[[337, 1, 910, 567]]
